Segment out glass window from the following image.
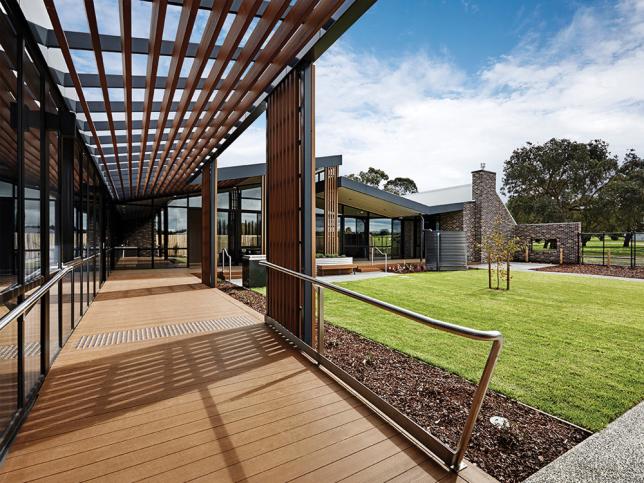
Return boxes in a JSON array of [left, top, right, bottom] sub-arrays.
[[23, 48, 42, 281], [189, 195, 202, 208], [241, 212, 260, 248], [217, 191, 229, 209], [167, 205, 187, 265], [168, 197, 187, 207], [217, 211, 229, 251], [241, 186, 261, 211]]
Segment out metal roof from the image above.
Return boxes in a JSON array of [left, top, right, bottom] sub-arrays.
[[21, 0, 374, 200], [337, 176, 465, 217], [405, 184, 473, 207]]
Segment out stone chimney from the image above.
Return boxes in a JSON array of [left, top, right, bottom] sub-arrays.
[[466, 168, 515, 262]]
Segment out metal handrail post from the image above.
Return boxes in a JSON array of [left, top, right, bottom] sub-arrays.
[[260, 259, 503, 471], [317, 286, 324, 357], [452, 338, 503, 468]]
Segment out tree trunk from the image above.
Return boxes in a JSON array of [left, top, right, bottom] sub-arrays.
[[506, 258, 511, 290], [488, 255, 492, 289], [623, 232, 632, 248]]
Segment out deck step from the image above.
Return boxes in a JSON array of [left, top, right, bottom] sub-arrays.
[[355, 266, 384, 273]]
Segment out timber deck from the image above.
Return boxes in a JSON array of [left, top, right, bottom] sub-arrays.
[[0, 268, 493, 482]]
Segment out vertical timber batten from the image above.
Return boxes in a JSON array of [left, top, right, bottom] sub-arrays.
[[266, 65, 315, 343], [324, 165, 339, 255]]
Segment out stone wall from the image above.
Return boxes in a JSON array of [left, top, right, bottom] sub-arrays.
[[514, 222, 581, 264]]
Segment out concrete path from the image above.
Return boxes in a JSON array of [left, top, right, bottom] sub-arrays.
[[469, 262, 555, 271], [526, 402, 644, 483], [319, 271, 396, 283]]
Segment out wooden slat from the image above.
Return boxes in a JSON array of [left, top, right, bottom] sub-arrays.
[[165, 0, 342, 194], [146, 0, 234, 194], [119, 0, 134, 196], [324, 165, 339, 254], [43, 0, 118, 198], [83, 0, 126, 195], [156, 0, 289, 193], [135, 0, 168, 197], [141, 0, 200, 196], [154, 0, 265, 194]]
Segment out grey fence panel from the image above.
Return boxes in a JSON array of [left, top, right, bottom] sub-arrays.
[[425, 231, 468, 271]]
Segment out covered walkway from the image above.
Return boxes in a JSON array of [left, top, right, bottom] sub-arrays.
[[0, 269, 490, 482]]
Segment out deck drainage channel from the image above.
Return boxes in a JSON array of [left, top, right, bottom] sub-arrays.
[[74, 316, 261, 349]]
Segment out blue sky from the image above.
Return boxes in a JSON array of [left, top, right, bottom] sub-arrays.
[[33, 0, 644, 192], [341, 0, 595, 74], [225, 0, 644, 191]]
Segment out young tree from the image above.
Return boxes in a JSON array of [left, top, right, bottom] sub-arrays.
[[480, 217, 523, 290], [383, 177, 418, 196], [502, 139, 619, 226]]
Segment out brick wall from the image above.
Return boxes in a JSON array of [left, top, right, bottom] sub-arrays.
[[439, 211, 463, 231], [465, 169, 516, 262], [514, 223, 581, 264], [462, 201, 477, 262]]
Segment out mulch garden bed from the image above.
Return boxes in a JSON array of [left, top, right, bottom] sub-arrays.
[[534, 264, 644, 279], [220, 282, 589, 482], [217, 281, 267, 314]]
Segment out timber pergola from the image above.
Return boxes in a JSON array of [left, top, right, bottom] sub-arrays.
[[26, 0, 375, 200]]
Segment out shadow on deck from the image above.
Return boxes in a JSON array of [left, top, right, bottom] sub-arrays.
[[0, 269, 493, 482]]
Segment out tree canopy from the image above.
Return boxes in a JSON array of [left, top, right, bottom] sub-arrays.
[[384, 177, 418, 196], [502, 139, 643, 232], [346, 167, 418, 195], [346, 167, 389, 188]]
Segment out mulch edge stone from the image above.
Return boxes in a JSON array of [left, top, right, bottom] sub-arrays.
[[219, 281, 590, 483]]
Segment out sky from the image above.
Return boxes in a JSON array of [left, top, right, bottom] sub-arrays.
[[220, 0, 644, 192]]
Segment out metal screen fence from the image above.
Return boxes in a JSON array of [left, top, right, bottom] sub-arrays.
[[579, 232, 642, 267]]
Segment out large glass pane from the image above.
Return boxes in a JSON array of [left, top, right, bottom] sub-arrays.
[[49, 281, 60, 363], [61, 270, 73, 344], [167, 206, 187, 265], [0, 11, 19, 294], [241, 186, 261, 211], [217, 211, 229, 252], [74, 144, 82, 258], [23, 47, 41, 282], [217, 191, 229, 209], [47, 90, 60, 271], [23, 296, 41, 401], [370, 218, 393, 256], [74, 264, 82, 325], [241, 212, 260, 249], [0, 297, 18, 434]]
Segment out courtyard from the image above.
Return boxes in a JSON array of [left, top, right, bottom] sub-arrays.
[[319, 269, 643, 432]]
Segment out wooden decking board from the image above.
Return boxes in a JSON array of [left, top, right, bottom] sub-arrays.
[[64, 404, 371, 482], [2, 381, 342, 471], [17, 362, 321, 439], [0, 268, 494, 482], [340, 445, 432, 483]]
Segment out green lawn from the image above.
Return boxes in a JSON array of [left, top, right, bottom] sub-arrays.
[[319, 270, 644, 431]]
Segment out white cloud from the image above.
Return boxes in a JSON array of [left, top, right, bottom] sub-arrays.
[[221, 0, 644, 192]]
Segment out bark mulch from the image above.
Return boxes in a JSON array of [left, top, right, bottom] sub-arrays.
[[220, 283, 589, 483], [534, 264, 644, 279], [217, 281, 266, 314]]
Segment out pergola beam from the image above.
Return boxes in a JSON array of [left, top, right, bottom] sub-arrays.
[[43, 0, 118, 198]]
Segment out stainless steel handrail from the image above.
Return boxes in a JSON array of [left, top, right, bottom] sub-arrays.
[[370, 246, 388, 272], [260, 259, 503, 469], [0, 264, 73, 332], [221, 248, 232, 282], [0, 253, 100, 332]]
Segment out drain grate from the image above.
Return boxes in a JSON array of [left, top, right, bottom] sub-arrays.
[[74, 315, 260, 350]]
